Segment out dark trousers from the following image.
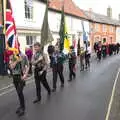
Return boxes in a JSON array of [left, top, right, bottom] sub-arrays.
[[97, 51, 101, 61], [52, 64, 64, 89], [102, 50, 106, 58], [85, 56, 90, 68], [80, 56, 84, 71], [34, 71, 51, 100], [69, 63, 76, 80], [28, 62, 32, 75], [13, 75, 25, 110]]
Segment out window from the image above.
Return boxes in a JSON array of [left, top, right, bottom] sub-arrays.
[[103, 38, 106, 43], [24, 0, 33, 19], [95, 24, 99, 32], [103, 25, 107, 32], [110, 26, 114, 32], [26, 36, 36, 46]]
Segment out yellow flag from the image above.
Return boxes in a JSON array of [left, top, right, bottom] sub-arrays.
[[64, 19, 70, 53]]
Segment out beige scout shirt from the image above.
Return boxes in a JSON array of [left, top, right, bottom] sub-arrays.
[[32, 52, 48, 71]]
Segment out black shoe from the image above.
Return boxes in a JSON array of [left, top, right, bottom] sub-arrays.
[[61, 84, 64, 88], [73, 75, 76, 79], [33, 98, 41, 104], [48, 91, 51, 95], [16, 107, 21, 114], [17, 109, 25, 117], [68, 79, 72, 82], [85, 67, 87, 69], [52, 88, 56, 92]]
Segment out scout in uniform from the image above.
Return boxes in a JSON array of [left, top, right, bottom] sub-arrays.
[[9, 52, 29, 116], [32, 42, 51, 103], [68, 46, 76, 81], [50, 46, 65, 92]]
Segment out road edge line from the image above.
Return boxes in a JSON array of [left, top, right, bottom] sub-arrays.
[[105, 68, 120, 120]]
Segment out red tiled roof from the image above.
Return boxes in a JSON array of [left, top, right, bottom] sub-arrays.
[[49, 0, 87, 19]]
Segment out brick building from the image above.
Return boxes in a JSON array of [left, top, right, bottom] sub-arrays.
[[84, 7, 120, 49]]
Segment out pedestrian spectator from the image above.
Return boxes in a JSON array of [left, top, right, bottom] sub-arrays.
[[9, 52, 29, 116], [68, 46, 76, 82], [32, 42, 51, 103]]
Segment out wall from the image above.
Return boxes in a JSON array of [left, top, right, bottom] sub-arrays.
[[48, 10, 90, 50], [116, 27, 120, 43], [10, 0, 45, 30], [10, 0, 90, 53], [90, 22, 116, 48]]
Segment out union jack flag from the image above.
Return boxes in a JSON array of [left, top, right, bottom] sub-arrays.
[[6, 0, 20, 51]]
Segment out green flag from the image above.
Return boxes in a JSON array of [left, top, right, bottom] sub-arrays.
[[59, 6, 65, 52], [77, 38, 81, 56], [41, 1, 54, 48]]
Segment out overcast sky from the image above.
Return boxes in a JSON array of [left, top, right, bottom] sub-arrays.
[[73, 0, 120, 20]]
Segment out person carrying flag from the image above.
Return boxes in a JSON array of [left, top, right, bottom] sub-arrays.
[[9, 51, 29, 116], [68, 46, 76, 82]]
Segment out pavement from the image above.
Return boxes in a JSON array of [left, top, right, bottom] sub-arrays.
[[0, 76, 12, 89], [109, 68, 120, 120], [0, 54, 120, 120]]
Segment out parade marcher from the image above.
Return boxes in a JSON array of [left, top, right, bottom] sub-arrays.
[[9, 51, 29, 116], [32, 42, 51, 104], [94, 42, 98, 53], [102, 43, 107, 58], [49, 46, 65, 92], [109, 43, 113, 56], [116, 43, 120, 54], [97, 43, 102, 61], [68, 46, 76, 82], [4, 48, 13, 76], [80, 47, 85, 71], [25, 46, 33, 75], [112, 43, 117, 55]]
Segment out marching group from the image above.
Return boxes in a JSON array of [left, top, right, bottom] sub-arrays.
[[94, 41, 120, 61], [5, 42, 78, 117], [4, 41, 120, 117]]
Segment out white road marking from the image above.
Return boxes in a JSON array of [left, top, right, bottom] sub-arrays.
[[0, 76, 33, 92], [0, 84, 13, 91], [105, 68, 120, 120], [0, 88, 15, 97]]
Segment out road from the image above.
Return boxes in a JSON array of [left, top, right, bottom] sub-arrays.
[[0, 55, 120, 120]]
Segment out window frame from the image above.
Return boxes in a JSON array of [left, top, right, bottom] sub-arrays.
[[26, 36, 36, 46], [24, 0, 33, 20], [102, 25, 107, 32]]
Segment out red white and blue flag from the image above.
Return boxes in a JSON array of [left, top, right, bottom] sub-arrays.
[[5, 0, 20, 51]]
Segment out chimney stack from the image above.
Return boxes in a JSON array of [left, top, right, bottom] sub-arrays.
[[107, 6, 112, 18]]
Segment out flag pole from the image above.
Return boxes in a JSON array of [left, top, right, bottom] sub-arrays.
[[3, 0, 6, 34]]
